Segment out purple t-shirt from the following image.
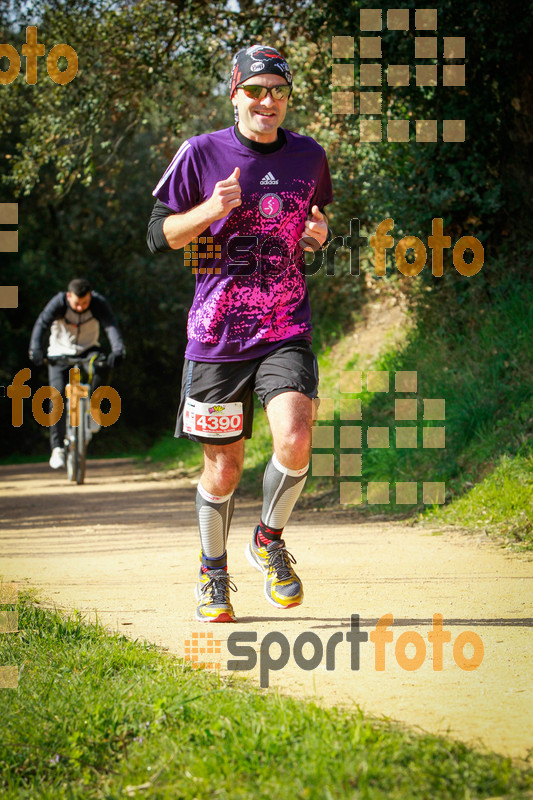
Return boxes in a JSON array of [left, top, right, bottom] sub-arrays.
[[153, 126, 333, 362]]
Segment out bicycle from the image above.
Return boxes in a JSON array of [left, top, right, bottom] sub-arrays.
[[46, 354, 107, 485]]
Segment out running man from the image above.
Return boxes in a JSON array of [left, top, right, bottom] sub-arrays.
[[29, 277, 125, 469], [148, 45, 333, 621]]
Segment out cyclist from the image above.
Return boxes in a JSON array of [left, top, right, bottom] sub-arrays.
[[28, 277, 125, 469], [148, 45, 332, 622]]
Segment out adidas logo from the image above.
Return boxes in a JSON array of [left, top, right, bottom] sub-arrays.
[[260, 172, 278, 185]]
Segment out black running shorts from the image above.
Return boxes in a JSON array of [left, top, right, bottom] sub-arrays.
[[175, 339, 318, 445]]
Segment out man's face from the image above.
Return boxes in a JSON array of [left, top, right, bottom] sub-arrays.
[[232, 74, 290, 143], [67, 292, 91, 313]]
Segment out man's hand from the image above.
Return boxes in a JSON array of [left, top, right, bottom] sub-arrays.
[[29, 349, 44, 366], [161, 167, 241, 250], [206, 167, 241, 221], [299, 205, 328, 252]]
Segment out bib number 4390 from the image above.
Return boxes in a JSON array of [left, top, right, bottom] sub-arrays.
[[196, 414, 242, 433], [183, 398, 244, 438]]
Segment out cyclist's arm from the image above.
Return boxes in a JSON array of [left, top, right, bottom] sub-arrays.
[[29, 292, 66, 353], [91, 295, 124, 354]]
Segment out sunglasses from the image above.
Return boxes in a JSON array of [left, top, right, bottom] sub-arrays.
[[237, 84, 292, 101]]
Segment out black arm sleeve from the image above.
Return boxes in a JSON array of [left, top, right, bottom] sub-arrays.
[[29, 292, 67, 352], [91, 294, 125, 353], [147, 199, 176, 254]]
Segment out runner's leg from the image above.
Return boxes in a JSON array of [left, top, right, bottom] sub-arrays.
[[245, 391, 312, 608], [258, 391, 312, 543], [195, 439, 244, 621], [266, 391, 313, 472], [174, 357, 253, 620], [197, 439, 244, 569]]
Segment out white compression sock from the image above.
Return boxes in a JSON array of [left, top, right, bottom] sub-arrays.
[[195, 481, 234, 569], [261, 453, 309, 531]]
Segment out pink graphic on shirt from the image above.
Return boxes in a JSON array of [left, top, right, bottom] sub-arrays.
[[188, 183, 316, 349], [190, 264, 307, 345], [259, 193, 283, 218]]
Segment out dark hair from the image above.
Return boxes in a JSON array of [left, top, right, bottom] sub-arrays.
[[68, 277, 92, 297]]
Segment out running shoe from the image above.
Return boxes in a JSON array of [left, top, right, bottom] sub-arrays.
[[195, 568, 236, 622], [245, 529, 303, 609], [49, 447, 65, 470]]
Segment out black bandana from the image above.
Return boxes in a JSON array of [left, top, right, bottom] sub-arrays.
[[230, 45, 292, 97]]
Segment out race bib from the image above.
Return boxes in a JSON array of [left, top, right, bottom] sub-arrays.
[[183, 398, 244, 438]]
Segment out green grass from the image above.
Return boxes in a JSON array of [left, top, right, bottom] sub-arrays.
[[0, 453, 46, 466], [146, 432, 203, 473], [426, 452, 533, 548], [1, 594, 532, 799]]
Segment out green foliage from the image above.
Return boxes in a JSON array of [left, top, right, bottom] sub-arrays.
[[1, 0, 531, 470], [428, 452, 533, 547], [147, 431, 202, 471], [0, 0, 233, 456], [300, 0, 533, 247]]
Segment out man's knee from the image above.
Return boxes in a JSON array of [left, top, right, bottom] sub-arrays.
[[272, 407, 313, 450], [202, 441, 244, 493], [275, 429, 311, 470], [280, 424, 311, 453]]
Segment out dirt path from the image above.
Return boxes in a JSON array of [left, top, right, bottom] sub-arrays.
[[1, 459, 532, 761]]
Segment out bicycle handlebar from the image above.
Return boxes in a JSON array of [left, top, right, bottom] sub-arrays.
[[45, 354, 108, 367]]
